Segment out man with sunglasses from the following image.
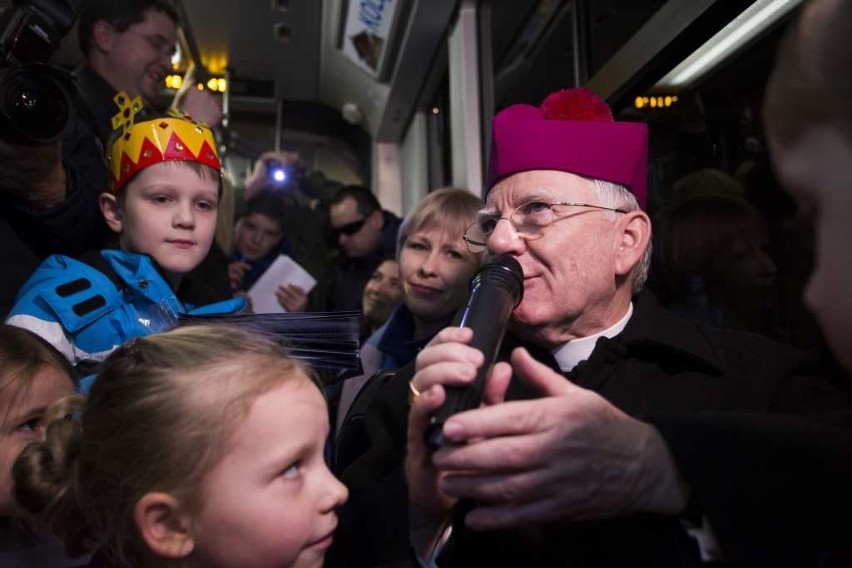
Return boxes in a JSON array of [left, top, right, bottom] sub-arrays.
[[328, 185, 401, 311], [329, 87, 852, 566]]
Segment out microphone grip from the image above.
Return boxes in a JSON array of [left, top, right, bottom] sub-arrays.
[[424, 281, 517, 450]]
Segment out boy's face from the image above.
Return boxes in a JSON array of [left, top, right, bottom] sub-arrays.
[[188, 375, 348, 568], [100, 162, 219, 280], [236, 212, 285, 262]]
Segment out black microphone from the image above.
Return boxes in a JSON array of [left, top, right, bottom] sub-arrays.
[[425, 254, 524, 450]]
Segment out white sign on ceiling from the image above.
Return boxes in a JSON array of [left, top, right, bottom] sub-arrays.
[[340, 0, 402, 79]]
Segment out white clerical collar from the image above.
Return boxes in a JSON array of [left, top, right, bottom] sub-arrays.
[[551, 303, 633, 373]]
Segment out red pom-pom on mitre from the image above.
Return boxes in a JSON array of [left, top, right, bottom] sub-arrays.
[[540, 88, 613, 122]]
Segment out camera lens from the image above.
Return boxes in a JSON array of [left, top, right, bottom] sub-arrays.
[[0, 65, 72, 144]]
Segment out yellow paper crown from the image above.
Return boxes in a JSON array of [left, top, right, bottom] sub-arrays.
[[108, 92, 221, 192]]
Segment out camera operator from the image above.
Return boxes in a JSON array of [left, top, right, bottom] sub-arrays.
[[243, 151, 308, 202], [0, 0, 111, 316]]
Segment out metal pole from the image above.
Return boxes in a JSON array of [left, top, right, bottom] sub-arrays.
[[571, 0, 589, 87], [275, 98, 283, 153], [174, 0, 210, 82]]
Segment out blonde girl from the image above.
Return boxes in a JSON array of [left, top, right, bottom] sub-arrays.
[[14, 325, 347, 568]]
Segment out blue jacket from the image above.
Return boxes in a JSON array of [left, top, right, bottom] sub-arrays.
[[5, 249, 245, 367]]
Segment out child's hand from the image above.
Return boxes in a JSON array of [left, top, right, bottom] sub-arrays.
[[276, 284, 308, 312], [228, 261, 251, 291]]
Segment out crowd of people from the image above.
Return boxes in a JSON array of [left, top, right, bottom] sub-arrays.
[[1, 0, 852, 566]]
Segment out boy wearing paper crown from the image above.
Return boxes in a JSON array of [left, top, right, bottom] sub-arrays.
[[5, 93, 244, 372]]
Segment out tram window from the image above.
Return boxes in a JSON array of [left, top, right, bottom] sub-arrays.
[[426, 77, 452, 190], [587, 0, 667, 76]]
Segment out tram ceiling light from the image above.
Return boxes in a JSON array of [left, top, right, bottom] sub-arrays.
[[655, 0, 803, 89], [171, 43, 182, 69], [164, 74, 227, 93], [341, 102, 363, 125], [272, 0, 290, 12], [165, 74, 183, 90]]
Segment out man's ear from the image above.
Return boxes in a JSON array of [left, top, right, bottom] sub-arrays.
[[134, 492, 195, 560], [614, 210, 651, 278], [369, 208, 384, 230], [92, 20, 116, 54], [99, 192, 124, 233]]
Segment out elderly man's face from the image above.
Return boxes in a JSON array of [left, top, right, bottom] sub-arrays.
[[485, 170, 627, 346], [769, 125, 852, 371]]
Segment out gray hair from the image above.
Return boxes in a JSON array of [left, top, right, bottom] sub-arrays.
[[592, 179, 652, 294]]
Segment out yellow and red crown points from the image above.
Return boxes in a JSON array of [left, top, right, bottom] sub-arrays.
[[108, 91, 222, 193]]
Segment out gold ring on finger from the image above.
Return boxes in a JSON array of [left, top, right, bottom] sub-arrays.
[[408, 381, 421, 406]]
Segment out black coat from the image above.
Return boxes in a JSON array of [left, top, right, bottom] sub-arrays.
[[0, 91, 110, 316], [329, 291, 852, 567]]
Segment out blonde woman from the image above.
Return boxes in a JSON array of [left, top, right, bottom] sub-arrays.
[[335, 188, 482, 452]]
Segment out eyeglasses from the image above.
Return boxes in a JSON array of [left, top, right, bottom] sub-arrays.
[[334, 218, 367, 236], [463, 201, 627, 253], [125, 29, 176, 57]]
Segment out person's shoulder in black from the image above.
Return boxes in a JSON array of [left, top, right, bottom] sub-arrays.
[[72, 64, 119, 149]]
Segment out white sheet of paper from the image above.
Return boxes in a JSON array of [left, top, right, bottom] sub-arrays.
[[247, 255, 317, 313]]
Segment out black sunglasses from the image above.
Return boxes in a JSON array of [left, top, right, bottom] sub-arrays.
[[334, 218, 367, 236]]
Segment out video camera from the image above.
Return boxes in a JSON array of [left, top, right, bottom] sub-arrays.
[[266, 158, 305, 191], [0, 0, 83, 145]]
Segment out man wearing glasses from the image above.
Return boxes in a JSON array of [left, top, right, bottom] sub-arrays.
[[329, 88, 851, 566], [75, 0, 222, 147], [328, 185, 401, 311]]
